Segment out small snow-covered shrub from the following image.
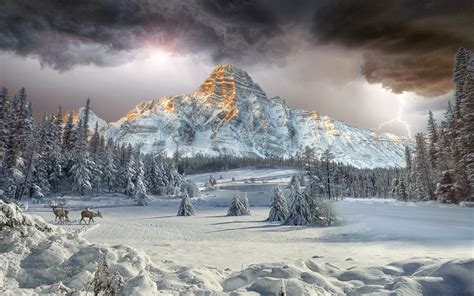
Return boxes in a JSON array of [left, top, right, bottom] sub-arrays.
[[309, 199, 340, 227], [205, 180, 217, 191], [0, 200, 52, 232], [134, 179, 149, 206], [177, 191, 195, 216], [86, 254, 125, 296]]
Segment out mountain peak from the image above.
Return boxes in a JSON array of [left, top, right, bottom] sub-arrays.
[[211, 64, 244, 75], [193, 64, 266, 105]]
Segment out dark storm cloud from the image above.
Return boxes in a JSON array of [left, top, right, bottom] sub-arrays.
[[311, 0, 474, 96], [0, 0, 472, 96], [0, 0, 292, 70]]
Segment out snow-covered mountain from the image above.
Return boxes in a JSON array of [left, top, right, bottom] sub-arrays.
[[87, 65, 408, 168], [67, 107, 109, 134]]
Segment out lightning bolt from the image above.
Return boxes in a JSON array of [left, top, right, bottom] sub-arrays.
[[376, 97, 412, 139]]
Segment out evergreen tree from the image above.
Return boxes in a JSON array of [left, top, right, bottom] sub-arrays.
[[395, 178, 408, 201], [461, 59, 474, 200], [443, 101, 453, 128], [427, 110, 438, 170], [63, 113, 75, 151], [0, 87, 9, 156], [90, 121, 100, 154], [227, 192, 248, 216], [267, 186, 288, 222], [241, 193, 251, 215], [177, 191, 195, 216], [70, 151, 94, 195], [1, 88, 33, 200], [124, 153, 136, 197], [435, 170, 460, 203], [404, 146, 412, 171], [134, 153, 149, 205], [413, 133, 435, 200], [308, 197, 339, 227], [83, 98, 91, 132], [69, 117, 95, 196], [103, 140, 117, 192], [320, 148, 335, 200], [285, 182, 312, 225]]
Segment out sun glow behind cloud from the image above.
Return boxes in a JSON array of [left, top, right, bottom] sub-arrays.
[[146, 49, 172, 66]]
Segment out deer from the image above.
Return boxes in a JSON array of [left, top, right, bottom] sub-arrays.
[[80, 209, 103, 224], [52, 204, 70, 224]]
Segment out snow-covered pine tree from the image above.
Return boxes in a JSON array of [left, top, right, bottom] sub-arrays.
[[103, 139, 117, 193], [395, 177, 408, 201], [241, 192, 251, 215], [70, 151, 94, 196], [448, 47, 471, 200], [267, 185, 288, 222], [320, 148, 335, 200], [62, 113, 75, 152], [89, 121, 100, 154], [308, 196, 339, 227], [405, 146, 412, 171], [289, 175, 299, 188], [227, 192, 248, 216], [0, 87, 8, 150], [435, 170, 461, 203], [427, 110, 438, 171], [413, 133, 435, 200], [460, 54, 474, 200], [0, 87, 10, 166], [285, 181, 312, 225], [83, 98, 91, 132], [308, 174, 325, 199], [124, 153, 136, 197], [177, 191, 195, 216], [0, 88, 33, 200], [70, 118, 95, 196], [133, 153, 149, 206], [155, 160, 169, 195], [443, 101, 453, 128]]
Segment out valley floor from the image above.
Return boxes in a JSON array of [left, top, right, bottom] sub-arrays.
[[11, 168, 474, 294]]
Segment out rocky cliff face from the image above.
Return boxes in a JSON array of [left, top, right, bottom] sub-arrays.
[[94, 64, 408, 168]]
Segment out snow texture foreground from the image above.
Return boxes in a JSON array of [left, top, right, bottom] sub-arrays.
[[1, 198, 473, 295]]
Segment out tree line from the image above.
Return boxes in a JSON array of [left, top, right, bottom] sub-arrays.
[[0, 94, 186, 203], [394, 47, 473, 203]]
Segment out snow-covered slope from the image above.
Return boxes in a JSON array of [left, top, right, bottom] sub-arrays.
[[98, 64, 408, 168], [68, 107, 109, 134]]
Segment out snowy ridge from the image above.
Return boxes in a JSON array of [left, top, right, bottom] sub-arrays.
[[68, 107, 109, 134], [93, 64, 409, 168]]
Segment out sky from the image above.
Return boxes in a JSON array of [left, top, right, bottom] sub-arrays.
[[1, 0, 473, 137]]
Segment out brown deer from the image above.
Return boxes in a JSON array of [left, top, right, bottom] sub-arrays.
[[80, 210, 103, 224], [52, 204, 69, 224]]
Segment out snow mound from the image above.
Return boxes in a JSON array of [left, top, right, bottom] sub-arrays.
[[1, 200, 473, 295], [224, 258, 474, 295]]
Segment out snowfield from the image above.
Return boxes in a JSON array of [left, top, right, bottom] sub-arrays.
[[2, 169, 474, 295]]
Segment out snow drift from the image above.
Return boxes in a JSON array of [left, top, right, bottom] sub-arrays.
[[1, 200, 472, 295]]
